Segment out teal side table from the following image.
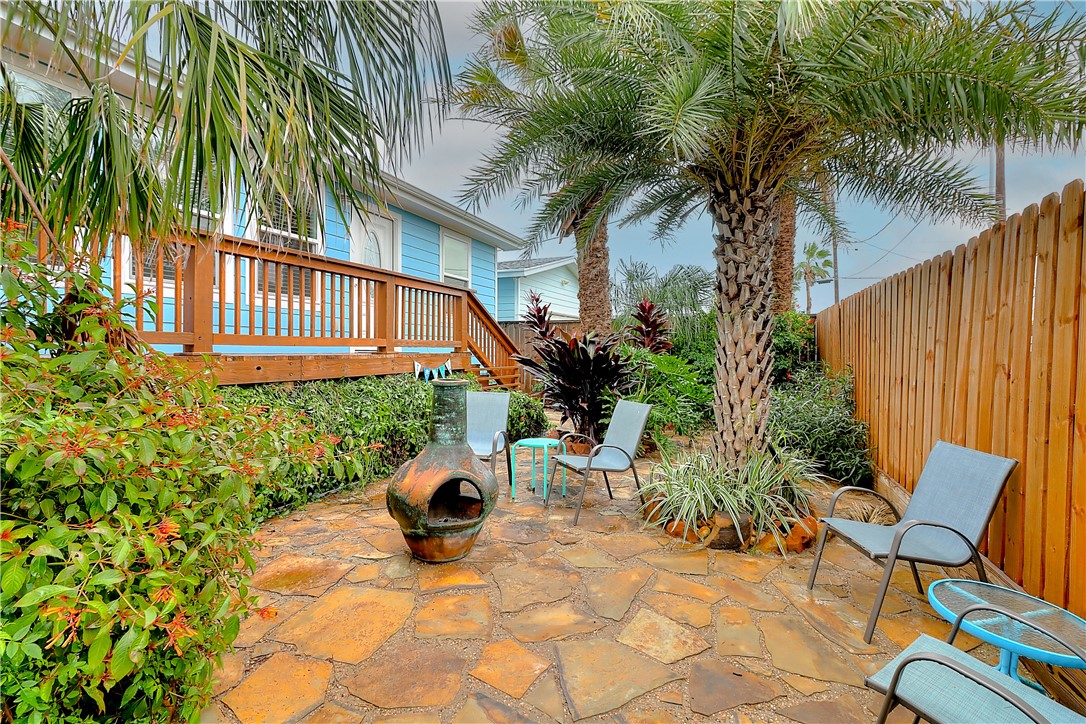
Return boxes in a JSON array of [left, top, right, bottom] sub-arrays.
[[510, 438, 567, 500]]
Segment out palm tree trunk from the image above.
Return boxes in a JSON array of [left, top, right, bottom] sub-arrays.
[[770, 191, 796, 315], [708, 185, 779, 465], [575, 221, 612, 335], [805, 275, 813, 314]]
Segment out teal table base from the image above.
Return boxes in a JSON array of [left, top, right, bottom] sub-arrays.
[[510, 438, 566, 500]]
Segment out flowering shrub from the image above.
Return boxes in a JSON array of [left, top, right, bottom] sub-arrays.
[[626, 297, 673, 353], [0, 233, 340, 721]]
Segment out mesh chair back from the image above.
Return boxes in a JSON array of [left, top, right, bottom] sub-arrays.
[[903, 441, 1018, 546], [602, 400, 652, 458], [467, 391, 511, 451]]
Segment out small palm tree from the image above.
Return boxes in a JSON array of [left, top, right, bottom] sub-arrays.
[[468, 0, 1085, 463], [794, 242, 833, 314], [1, 1, 449, 251]]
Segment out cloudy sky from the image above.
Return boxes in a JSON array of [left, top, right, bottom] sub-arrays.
[[397, 1, 1086, 314]]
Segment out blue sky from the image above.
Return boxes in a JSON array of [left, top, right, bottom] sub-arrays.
[[399, 1, 1086, 314]]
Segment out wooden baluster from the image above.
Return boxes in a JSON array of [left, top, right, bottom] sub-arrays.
[[338, 274, 346, 337], [233, 253, 241, 336], [182, 240, 215, 354], [173, 245, 183, 333], [248, 258, 256, 335], [287, 263, 294, 337], [453, 293, 467, 352], [217, 250, 225, 335], [155, 246, 164, 332], [133, 244, 144, 331], [348, 276, 356, 340]]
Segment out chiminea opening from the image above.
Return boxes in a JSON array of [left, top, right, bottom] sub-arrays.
[[427, 479, 484, 525]]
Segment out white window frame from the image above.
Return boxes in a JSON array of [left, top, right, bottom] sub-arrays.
[[244, 185, 325, 308], [440, 228, 472, 289], [350, 203, 402, 273]]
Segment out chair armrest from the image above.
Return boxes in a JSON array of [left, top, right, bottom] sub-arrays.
[[491, 430, 508, 458], [559, 431, 597, 447], [874, 651, 1047, 724], [826, 486, 903, 520], [889, 520, 980, 567], [946, 603, 1086, 663], [586, 444, 635, 469]]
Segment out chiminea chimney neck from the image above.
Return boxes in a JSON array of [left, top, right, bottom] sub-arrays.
[[431, 379, 467, 445]]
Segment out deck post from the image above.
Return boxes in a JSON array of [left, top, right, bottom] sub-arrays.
[[453, 292, 469, 352], [182, 239, 216, 355], [377, 279, 397, 352]]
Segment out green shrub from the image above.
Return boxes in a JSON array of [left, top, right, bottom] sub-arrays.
[[768, 366, 873, 487], [669, 310, 716, 386], [220, 376, 548, 477], [0, 235, 339, 721], [623, 348, 712, 450], [641, 448, 822, 552], [771, 311, 818, 382]]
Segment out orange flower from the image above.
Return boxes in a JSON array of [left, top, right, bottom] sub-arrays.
[[151, 586, 174, 604], [256, 606, 279, 621], [160, 613, 197, 655], [153, 518, 181, 546]]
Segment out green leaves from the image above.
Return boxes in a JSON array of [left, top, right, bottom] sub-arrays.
[[14, 585, 76, 608]]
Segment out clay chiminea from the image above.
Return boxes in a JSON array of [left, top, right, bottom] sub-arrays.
[[386, 379, 498, 562]]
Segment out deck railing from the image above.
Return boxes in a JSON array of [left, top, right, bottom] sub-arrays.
[[56, 232, 521, 386]]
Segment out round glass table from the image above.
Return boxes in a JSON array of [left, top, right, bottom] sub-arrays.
[[509, 437, 566, 501], [928, 578, 1086, 689]]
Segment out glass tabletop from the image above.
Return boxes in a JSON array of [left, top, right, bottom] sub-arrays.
[[513, 437, 564, 448], [928, 579, 1086, 665]]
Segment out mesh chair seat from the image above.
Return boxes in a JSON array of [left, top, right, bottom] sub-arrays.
[[466, 391, 512, 479], [468, 432, 506, 458], [824, 517, 975, 565], [866, 635, 1081, 723], [553, 451, 631, 473]]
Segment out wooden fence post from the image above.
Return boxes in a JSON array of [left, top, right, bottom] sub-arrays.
[[182, 240, 215, 355], [377, 279, 397, 352]]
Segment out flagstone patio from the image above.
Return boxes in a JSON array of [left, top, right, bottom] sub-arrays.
[[202, 453, 1000, 723]]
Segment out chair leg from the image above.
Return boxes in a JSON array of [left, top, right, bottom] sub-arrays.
[[807, 524, 831, 590], [631, 465, 645, 506], [864, 555, 897, 644], [544, 461, 556, 507], [974, 552, 988, 583], [504, 448, 513, 487], [908, 561, 924, 595], [572, 466, 592, 526], [602, 471, 613, 499]]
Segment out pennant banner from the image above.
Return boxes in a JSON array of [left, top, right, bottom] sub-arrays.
[[414, 359, 452, 381]]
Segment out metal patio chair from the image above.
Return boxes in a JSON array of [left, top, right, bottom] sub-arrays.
[[466, 391, 512, 482], [866, 602, 1086, 723], [807, 440, 1018, 643], [546, 399, 652, 525]]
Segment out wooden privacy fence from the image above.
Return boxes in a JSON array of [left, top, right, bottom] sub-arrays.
[[498, 320, 582, 392], [816, 178, 1085, 617]]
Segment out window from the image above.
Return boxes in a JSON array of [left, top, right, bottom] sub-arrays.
[[441, 230, 470, 288], [255, 191, 321, 296]]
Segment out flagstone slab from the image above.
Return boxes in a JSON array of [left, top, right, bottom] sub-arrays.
[[593, 534, 662, 560], [343, 644, 465, 709], [777, 694, 870, 724], [572, 511, 641, 534], [470, 542, 519, 563], [658, 691, 683, 705], [640, 550, 708, 575], [415, 592, 491, 638], [417, 563, 488, 593], [211, 652, 246, 696], [759, 614, 864, 686], [712, 553, 780, 582], [344, 563, 380, 584], [781, 675, 828, 696], [222, 652, 331, 724], [524, 674, 566, 721], [470, 639, 551, 698], [234, 597, 309, 647], [714, 606, 762, 657], [617, 608, 710, 664], [372, 715, 440, 724], [367, 529, 411, 553], [311, 537, 380, 559], [823, 542, 885, 580], [303, 702, 364, 723], [490, 519, 552, 545], [557, 544, 619, 568], [778, 561, 847, 588], [249, 554, 353, 596], [847, 575, 911, 615], [687, 660, 785, 716], [641, 591, 711, 628], [556, 640, 681, 720], [273, 587, 414, 663], [585, 567, 653, 620], [381, 555, 416, 580], [615, 711, 682, 724], [453, 693, 535, 724], [505, 602, 607, 642], [493, 558, 580, 612], [521, 541, 556, 559], [878, 610, 981, 651], [711, 576, 788, 612], [773, 581, 880, 655], [652, 572, 723, 603]]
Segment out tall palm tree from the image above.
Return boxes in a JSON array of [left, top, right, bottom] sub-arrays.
[[469, 0, 1084, 464], [1, 1, 449, 251], [795, 242, 833, 314], [453, 3, 633, 335]]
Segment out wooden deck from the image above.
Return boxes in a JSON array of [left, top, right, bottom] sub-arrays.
[[55, 232, 522, 387]]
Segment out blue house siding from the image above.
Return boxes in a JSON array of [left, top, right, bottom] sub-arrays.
[[471, 240, 496, 315], [397, 205, 441, 279], [323, 188, 351, 261], [497, 277, 518, 321]]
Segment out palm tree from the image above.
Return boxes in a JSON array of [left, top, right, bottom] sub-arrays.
[[468, 0, 1084, 464], [1, 1, 449, 252], [453, 3, 631, 335], [795, 242, 833, 314]]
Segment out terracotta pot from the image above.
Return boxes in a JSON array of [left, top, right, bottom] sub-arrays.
[[643, 494, 668, 525], [386, 380, 498, 562]]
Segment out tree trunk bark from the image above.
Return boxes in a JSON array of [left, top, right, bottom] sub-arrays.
[[575, 221, 612, 336], [805, 275, 813, 314], [770, 191, 796, 315], [708, 186, 780, 465]]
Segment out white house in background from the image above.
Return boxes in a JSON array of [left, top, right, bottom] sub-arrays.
[[497, 256, 580, 323]]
